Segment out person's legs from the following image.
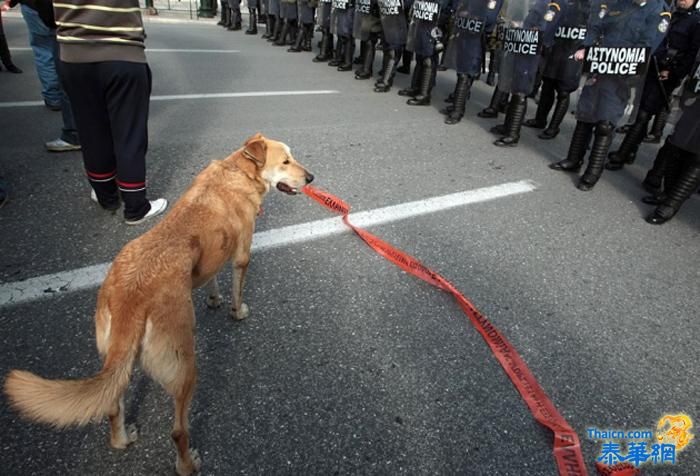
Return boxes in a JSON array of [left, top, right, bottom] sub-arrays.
[[58, 61, 120, 210], [0, 12, 22, 73], [102, 61, 157, 221], [20, 5, 61, 107]]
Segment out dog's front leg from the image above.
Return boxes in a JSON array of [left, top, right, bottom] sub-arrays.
[[230, 262, 249, 320], [205, 276, 222, 309]]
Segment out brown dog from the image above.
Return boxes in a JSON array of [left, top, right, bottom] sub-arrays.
[[4, 133, 313, 475]]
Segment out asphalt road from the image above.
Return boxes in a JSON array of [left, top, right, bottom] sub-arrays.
[[0, 13, 698, 476]]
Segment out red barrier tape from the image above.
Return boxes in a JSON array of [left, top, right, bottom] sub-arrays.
[[302, 185, 588, 476]]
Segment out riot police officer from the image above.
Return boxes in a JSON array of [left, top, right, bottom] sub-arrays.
[[289, 0, 316, 51], [491, 0, 564, 147], [353, 0, 383, 78], [313, 0, 335, 60], [374, 0, 409, 91], [524, 0, 590, 139], [247, 0, 260, 34], [606, 0, 700, 170], [440, 0, 504, 124], [643, 48, 700, 224], [399, 0, 453, 105], [275, 0, 299, 45], [550, 0, 665, 191], [330, 0, 356, 70]]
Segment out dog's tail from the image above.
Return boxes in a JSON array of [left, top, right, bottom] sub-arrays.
[[4, 321, 141, 428]]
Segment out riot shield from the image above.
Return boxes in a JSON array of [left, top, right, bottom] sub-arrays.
[[542, 0, 590, 92], [353, 0, 382, 41], [497, 0, 561, 95], [443, 0, 504, 75], [331, 0, 355, 37], [576, 0, 664, 124], [317, 0, 333, 29], [406, 0, 452, 57], [669, 51, 700, 154], [378, 0, 408, 48]]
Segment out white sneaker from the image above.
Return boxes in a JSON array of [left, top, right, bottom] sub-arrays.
[[125, 198, 168, 225], [46, 139, 81, 152]]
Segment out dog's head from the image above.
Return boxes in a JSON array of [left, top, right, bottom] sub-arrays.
[[242, 133, 314, 195]]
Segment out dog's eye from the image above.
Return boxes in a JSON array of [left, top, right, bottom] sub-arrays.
[[283, 160, 290, 165]]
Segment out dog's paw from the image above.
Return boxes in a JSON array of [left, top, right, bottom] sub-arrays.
[[110, 424, 139, 449], [230, 303, 250, 320], [176, 448, 201, 476], [206, 293, 223, 309]]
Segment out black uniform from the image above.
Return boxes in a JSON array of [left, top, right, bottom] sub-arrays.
[[441, 0, 504, 124], [492, 0, 564, 147], [374, 0, 409, 91], [524, 0, 590, 139], [399, 0, 453, 105], [550, 0, 665, 192], [644, 49, 700, 224], [607, 2, 700, 170]]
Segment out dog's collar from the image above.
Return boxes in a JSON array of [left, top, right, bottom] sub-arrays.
[[243, 149, 264, 168]]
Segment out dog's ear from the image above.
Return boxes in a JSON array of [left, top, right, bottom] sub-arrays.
[[243, 133, 267, 168]]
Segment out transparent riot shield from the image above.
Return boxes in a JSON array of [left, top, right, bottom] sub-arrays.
[[444, 0, 504, 75], [576, 0, 663, 124], [353, 0, 382, 41], [497, 0, 561, 95], [331, 0, 355, 37], [378, 0, 408, 48], [406, 0, 452, 57], [669, 51, 700, 153], [543, 0, 590, 91]]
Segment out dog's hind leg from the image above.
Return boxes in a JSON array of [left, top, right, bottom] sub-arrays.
[[108, 396, 138, 449], [142, 305, 201, 476], [230, 262, 249, 320], [205, 276, 222, 309]]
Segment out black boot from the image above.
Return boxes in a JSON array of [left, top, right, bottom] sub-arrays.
[[245, 8, 258, 34], [407, 57, 433, 105], [262, 14, 275, 39], [486, 50, 497, 86], [302, 24, 313, 51], [642, 138, 676, 194], [274, 20, 290, 45], [524, 80, 553, 129], [398, 59, 422, 97], [606, 110, 651, 170], [444, 74, 473, 125], [355, 39, 375, 79], [328, 36, 344, 67], [217, 0, 227, 25], [643, 109, 669, 144], [269, 15, 283, 42], [374, 49, 398, 92], [478, 87, 506, 118], [578, 121, 614, 191], [338, 37, 355, 71], [228, 8, 242, 30], [286, 21, 297, 45], [538, 92, 569, 140], [288, 21, 305, 52], [397, 49, 412, 74], [223, 6, 232, 28], [550, 121, 594, 172], [494, 93, 527, 146], [646, 154, 700, 224], [313, 29, 332, 62]]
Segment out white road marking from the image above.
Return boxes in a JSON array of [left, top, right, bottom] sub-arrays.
[[9, 47, 240, 53], [0, 180, 536, 307], [0, 90, 340, 108]]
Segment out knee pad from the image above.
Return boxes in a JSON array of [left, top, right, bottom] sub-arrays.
[[595, 121, 614, 136]]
